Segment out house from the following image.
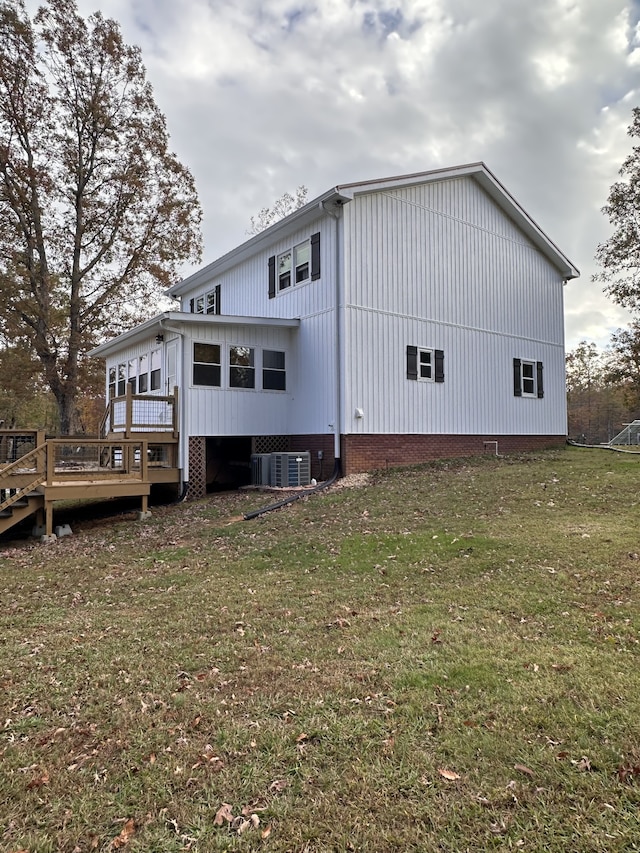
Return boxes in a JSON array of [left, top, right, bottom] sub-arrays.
[[90, 162, 579, 499]]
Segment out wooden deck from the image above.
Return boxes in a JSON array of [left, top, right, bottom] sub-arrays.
[[1, 390, 180, 539]]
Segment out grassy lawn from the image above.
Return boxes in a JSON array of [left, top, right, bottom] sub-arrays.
[[2, 446, 640, 852]]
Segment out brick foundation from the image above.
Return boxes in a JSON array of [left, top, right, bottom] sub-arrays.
[[288, 434, 337, 481], [340, 434, 566, 475]]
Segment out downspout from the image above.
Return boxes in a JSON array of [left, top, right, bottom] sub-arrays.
[[159, 320, 189, 497], [322, 199, 344, 468]]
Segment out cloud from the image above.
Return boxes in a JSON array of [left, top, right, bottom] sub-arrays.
[[33, 0, 640, 347]]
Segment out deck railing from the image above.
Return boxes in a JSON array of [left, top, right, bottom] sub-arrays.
[[100, 385, 179, 439], [0, 429, 46, 465]]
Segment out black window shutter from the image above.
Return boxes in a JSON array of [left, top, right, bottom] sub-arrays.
[[268, 256, 276, 299], [189, 298, 194, 313], [215, 284, 221, 315], [407, 346, 418, 381], [513, 358, 522, 397], [435, 349, 445, 383], [311, 232, 321, 280], [536, 361, 544, 398]]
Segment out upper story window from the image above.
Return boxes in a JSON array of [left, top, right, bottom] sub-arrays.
[[269, 232, 320, 298], [108, 347, 163, 399], [406, 346, 445, 383], [278, 250, 292, 290], [513, 358, 544, 398], [230, 345, 255, 389], [150, 348, 162, 391], [190, 343, 286, 392], [263, 350, 286, 390], [190, 284, 221, 315], [193, 343, 221, 387], [138, 354, 148, 393]]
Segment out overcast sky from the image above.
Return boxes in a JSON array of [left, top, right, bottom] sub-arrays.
[[61, 0, 640, 348]]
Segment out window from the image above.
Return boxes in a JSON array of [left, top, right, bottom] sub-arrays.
[[407, 346, 445, 383], [138, 353, 148, 393], [294, 242, 310, 283], [189, 285, 221, 315], [230, 345, 255, 388], [278, 250, 292, 290], [117, 363, 126, 396], [150, 348, 162, 391], [269, 232, 321, 298], [108, 367, 116, 400], [263, 350, 286, 390], [513, 358, 544, 398], [128, 358, 138, 394], [193, 343, 221, 387]]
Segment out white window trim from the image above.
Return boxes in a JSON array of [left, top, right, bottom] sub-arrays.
[[417, 347, 434, 382], [192, 287, 219, 314], [520, 359, 537, 397], [192, 341, 222, 388], [277, 237, 311, 293]]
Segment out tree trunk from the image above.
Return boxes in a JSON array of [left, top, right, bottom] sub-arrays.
[[55, 385, 82, 436]]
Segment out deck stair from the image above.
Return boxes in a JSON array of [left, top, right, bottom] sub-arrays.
[[1, 390, 181, 539]]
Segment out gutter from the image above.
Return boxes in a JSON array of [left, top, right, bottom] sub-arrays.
[[322, 197, 345, 465]]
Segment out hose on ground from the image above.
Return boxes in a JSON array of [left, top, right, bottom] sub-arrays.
[[243, 459, 342, 521]]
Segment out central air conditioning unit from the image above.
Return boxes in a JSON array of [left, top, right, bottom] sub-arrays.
[[250, 453, 272, 486], [270, 451, 311, 487]]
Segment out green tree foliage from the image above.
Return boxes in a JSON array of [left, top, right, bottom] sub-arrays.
[[594, 107, 640, 310], [247, 186, 308, 236], [0, 0, 202, 434]]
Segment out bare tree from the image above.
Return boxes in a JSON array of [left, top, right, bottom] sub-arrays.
[[0, 0, 202, 433], [247, 186, 308, 236]]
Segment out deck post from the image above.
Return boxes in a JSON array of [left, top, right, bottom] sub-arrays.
[[141, 441, 148, 482], [125, 383, 133, 438], [173, 386, 179, 439], [45, 501, 53, 537], [36, 432, 46, 474], [46, 441, 55, 482]]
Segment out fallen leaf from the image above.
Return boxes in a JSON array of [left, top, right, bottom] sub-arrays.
[[438, 768, 460, 781], [261, 825, 272, 839], [514, 764, 534, 777], [213, 803, 234, 826], [237, 819, 251, 835], [26, 771, 49, 789], [573, 756, 592, 772], [111, 818, 136, 849], [269, 778, 287, 792], [296, 732, 308, 743]]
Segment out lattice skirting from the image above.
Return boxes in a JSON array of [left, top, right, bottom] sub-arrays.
[[188, 436, 207, 500], [252, 435, 288, 454]]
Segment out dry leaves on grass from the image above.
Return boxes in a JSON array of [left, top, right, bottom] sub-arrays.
[[213, 803, 263, 836], [438, 768, 461, 781], [213, 804, 234, 826], [110, 818, 136, 849]]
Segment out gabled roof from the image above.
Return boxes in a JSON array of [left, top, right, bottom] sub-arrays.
[[89, 311, 299, 359], [334, 162, 579, 280], [168, 162, 578, 298]]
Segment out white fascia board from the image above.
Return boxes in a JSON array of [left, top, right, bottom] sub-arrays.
[[89, 312, 300, 358], [167, 189, 353, 299], [337, 162, 580, 281]]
